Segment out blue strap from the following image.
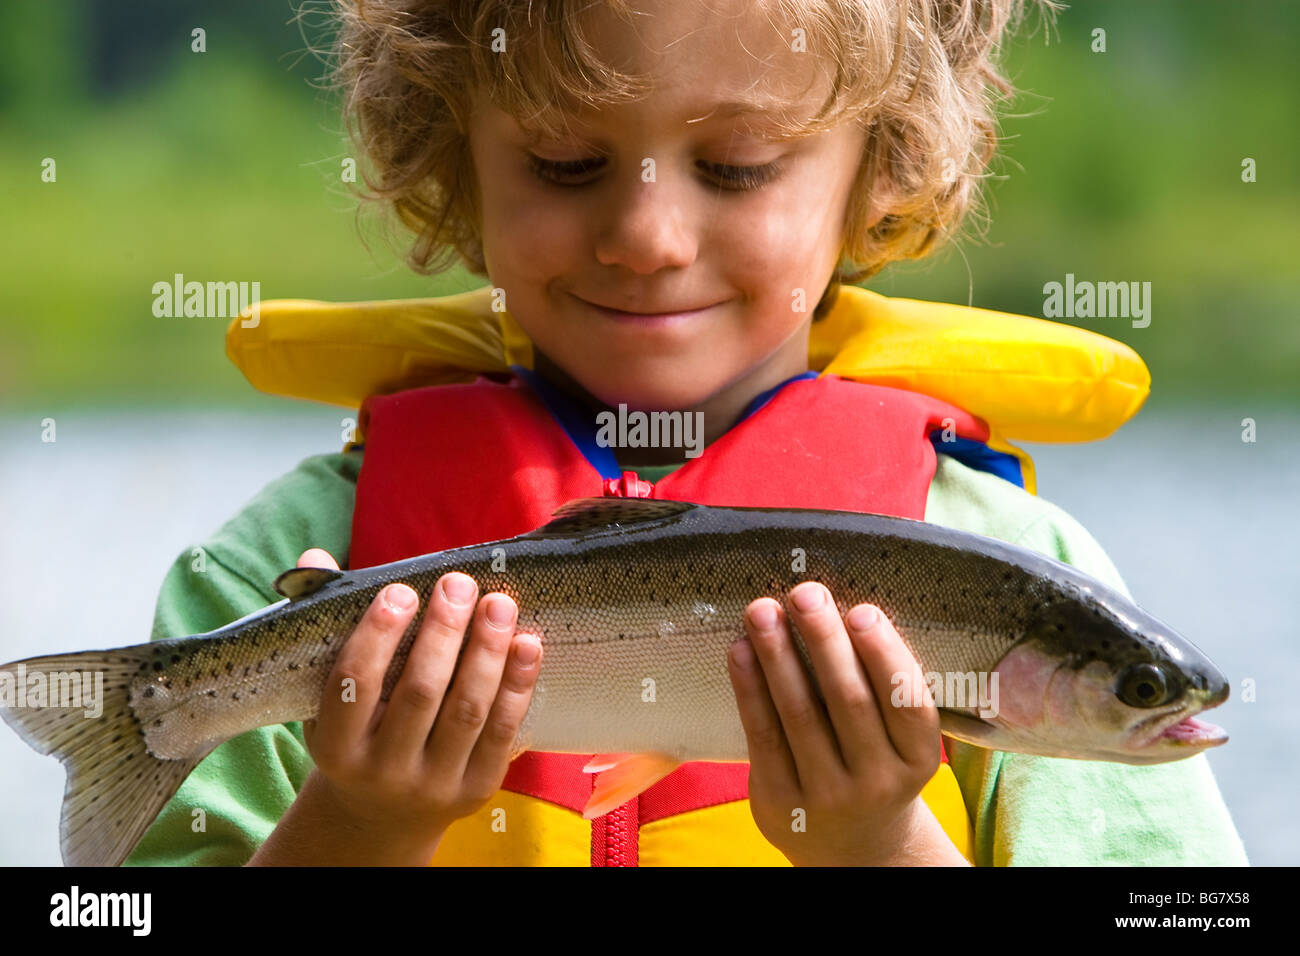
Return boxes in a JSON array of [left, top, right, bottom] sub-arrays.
[[930, 435, 1025, 488], [509, 364, 623, 479], [510, 365, 1023, 489]]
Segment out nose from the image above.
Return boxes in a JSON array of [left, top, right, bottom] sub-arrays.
[[592, 172, 699, 274]]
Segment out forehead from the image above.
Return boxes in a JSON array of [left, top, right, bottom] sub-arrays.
[[501, 0, 833, 135]]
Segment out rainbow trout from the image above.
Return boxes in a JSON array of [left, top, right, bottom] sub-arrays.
[[0, 497, 1228, 866]]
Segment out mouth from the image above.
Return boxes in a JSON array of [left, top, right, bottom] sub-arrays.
[[1130, 703, 1229, 752], [572, 293, 724, 327]]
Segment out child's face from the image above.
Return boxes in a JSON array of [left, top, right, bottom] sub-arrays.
[[468, 0, 865, 425]]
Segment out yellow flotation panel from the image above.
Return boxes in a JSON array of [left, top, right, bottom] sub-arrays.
[[227, 284, 1149, 496]]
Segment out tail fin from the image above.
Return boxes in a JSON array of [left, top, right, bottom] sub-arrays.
[[0, 646, 214, 867]]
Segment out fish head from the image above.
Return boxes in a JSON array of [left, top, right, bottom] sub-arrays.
[[942, 590, 1230, 765]]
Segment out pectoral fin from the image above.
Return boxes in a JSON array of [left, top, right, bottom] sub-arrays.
[[581, 752, 681, 820]]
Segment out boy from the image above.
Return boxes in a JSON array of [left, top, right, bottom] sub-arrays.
[[126, 0, 1246, 865]]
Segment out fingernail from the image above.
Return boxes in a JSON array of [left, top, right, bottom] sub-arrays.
[[791, 584, 825, 612], [514, 636, 540, 665], [385, 584, 416, 611], [442, 574, 475, 607], [486, 595, 514, 627], [847, 604, 878, 630], [748, 601, 778, 630]]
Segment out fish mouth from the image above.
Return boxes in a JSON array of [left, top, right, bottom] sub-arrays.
[[1128, 701, 1229, 752]]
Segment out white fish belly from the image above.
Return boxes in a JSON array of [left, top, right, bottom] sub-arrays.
[[521, 599, 750, 761]]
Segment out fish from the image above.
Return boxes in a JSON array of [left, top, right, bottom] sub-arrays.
[[0, 496, 1229, 867]]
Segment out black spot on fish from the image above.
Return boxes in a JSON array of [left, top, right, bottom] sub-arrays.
[[225, 662, 233, 673], [170, 654, 181, 664], [233, 692, 240, 700], [152, 662, 163, 672], [271, 650, 279, 661], [143, 687, 154, 698], [288, 663, 299, 671], [207, 690, 216, 697]]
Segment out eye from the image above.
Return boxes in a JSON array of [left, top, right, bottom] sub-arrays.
[[697, 160, 783, 191], [527, 155, 606, 184], [1116, 662, 1179, 708], [526, 154, 782, 192]]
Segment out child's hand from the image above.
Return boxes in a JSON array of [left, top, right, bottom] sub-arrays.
[[728, 582, 967, 866], [256, 548, 541, 865]]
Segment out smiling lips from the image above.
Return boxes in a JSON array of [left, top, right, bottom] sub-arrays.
[[574, 293, 721, 323]]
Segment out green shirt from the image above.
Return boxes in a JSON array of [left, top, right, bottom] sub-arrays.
[[124, 449, 1248, 866]]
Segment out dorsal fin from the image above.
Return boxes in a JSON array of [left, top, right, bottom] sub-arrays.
[[531, 497, 697, 537], [273, 566, 346, 601]]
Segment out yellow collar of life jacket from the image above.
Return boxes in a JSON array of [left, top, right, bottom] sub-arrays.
[[225, 284, 1150, 496]]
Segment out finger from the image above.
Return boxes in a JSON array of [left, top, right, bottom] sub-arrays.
[[787, 583, 895, 773], [844, 604, 941, 772], [744, 593, 845, 787], [313, 582, 419, 765], [727, 630, 800, 799], [297, 548, 339, 570], [461, 632, 544, 796], [371, 572, 480, 770], [425, 593, 518, 780]]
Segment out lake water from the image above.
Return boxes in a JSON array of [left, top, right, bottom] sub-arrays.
[[0, 404, 1295, 865]]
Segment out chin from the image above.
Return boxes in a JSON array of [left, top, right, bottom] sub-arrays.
[[575, 365, 721, 413]]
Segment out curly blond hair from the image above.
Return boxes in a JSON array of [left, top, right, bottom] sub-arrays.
[[331, 0, 1058, 318]]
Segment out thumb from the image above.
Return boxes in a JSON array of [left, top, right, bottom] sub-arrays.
[[297, 548, 339, 570]]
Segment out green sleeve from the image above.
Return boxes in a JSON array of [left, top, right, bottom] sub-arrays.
[[925, 455, 1249, 866], [123, 450, 361, 866]]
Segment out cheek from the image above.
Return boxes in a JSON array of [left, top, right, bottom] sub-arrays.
[[990, 643, 1053, 729], [709, 179, 847, 295], [477, 170, 588, 279]]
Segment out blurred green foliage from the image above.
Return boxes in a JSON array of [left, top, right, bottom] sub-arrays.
[[1, 0, 1296, 411]]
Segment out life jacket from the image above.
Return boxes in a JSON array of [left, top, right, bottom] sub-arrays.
[[226, 283, 1150, 865]]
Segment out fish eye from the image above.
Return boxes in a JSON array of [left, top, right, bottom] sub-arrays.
[[1116, 662, 1179, 708]]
